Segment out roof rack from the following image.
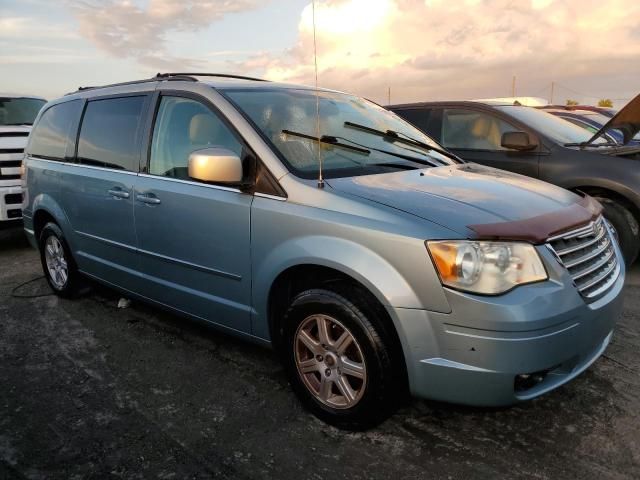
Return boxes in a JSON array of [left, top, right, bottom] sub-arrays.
[[154, 72, 269, 82], [67, 72, 266, 95]]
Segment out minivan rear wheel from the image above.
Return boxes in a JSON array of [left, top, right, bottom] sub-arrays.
[[595, 197, 639, 265], [39, 222, 81, 297], [282, 287, 399, 430]]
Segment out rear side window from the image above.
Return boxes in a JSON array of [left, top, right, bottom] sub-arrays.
[[27, 100, 82, 160], [78, 96, 147, 171], [395, 108, 430, 131], [442, 109, 517, 151]]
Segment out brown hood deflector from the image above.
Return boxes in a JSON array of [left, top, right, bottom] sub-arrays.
[[467, 195, 602, 243]]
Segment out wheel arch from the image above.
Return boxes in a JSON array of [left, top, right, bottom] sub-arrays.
[[267, 263, 410, 393]]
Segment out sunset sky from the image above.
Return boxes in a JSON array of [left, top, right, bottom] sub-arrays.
[[1, 0, 638, 106]]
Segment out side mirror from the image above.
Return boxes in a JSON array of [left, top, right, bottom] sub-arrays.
[[501, 131, 536, 151], [188, 148, 243, 184]]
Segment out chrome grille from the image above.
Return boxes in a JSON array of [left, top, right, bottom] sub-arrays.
[[547, 216, 620, 299]]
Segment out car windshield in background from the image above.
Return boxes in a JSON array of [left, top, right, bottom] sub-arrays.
[[495, 105, 609, 146], [222, 88, 454, 179], [0, 97, 46, 126]]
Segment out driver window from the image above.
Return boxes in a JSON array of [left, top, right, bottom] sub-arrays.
[[442, 109, 516, 151], [150, 96, 242, 179]]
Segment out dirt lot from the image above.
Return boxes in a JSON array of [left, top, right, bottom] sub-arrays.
[[1, 223, 638, 480]]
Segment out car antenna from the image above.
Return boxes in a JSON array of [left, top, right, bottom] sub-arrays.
[[312, 0, 324, 189]]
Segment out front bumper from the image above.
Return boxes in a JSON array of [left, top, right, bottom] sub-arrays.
[[393, 246, 625, 407], [0, 185, 23, 221]]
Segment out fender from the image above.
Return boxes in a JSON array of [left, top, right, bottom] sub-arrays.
[[31, 193, 76, 250], [561, 177, 640, 213], [251, 234, 451, 340]]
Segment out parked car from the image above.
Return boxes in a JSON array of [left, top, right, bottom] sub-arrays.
[[0, 94, 46, 222], [539, 107, 640, 146], [389, 96, 640, 263], [23, 74, 624, 429]]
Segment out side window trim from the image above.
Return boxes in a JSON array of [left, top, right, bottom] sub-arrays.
[[145, 90, 287, 198], [76, 92, 152, 173]]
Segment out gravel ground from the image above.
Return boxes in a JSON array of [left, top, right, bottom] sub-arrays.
[[1, 224, 638, 479]]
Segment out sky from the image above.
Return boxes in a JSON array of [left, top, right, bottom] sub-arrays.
[[1, 0, 638, 107]]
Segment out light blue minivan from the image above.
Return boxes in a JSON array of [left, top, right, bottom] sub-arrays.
[[22, 74, 624, 429]]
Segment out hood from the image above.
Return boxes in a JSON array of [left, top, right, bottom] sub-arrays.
[[327, 163, 599, 241], [586, 92, 640, 146]]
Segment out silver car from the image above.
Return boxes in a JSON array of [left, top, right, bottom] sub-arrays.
[[22, 74, 624, 429]]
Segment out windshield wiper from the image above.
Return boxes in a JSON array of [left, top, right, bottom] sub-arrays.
[[2, 122, 33, 126], [282, 130, 370, 154], [564, 141, 620, 148], [332, 135, 440, 167], [344, 121, 461, 163], [282, 129, 437, 168]]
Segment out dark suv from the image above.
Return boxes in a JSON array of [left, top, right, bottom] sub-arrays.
[[389, 98, 640, 263]]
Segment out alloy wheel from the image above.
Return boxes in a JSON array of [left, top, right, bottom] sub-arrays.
[[44, 235, 68, 289], [294, 314, 367, 409]]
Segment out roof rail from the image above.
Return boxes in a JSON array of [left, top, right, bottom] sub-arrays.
[[66, 72, 265, 96], [154, 72, 269, 82]]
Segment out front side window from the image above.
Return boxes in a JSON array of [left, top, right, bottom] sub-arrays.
[[149, 96, 242, 180], [442, 109, 517, 151], [78, 96, 147, 171], [0, 97, 46, 126], [222, 88, 453, 180], [494, 105, 609, 145], [27, 100, 82, 160]]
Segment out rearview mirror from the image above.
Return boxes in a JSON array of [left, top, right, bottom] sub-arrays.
[[188, 148, 243, 184], [501, 131, 536, 151]]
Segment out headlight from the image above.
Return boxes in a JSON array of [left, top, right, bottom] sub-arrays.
[[426, 240, 547, 294]]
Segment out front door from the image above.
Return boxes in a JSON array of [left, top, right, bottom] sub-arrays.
[[134, 93, 253, 332], [62, 94, 150, 291], [440, 108, 540, 177]]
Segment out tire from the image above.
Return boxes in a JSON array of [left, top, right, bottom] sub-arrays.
[[282, 287, 401, 430], [39, 222, 81, 297], [595, 197, 639, 265]]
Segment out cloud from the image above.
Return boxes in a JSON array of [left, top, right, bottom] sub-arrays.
[[237, 0, 640, 105], [69, 0, 263, 69]]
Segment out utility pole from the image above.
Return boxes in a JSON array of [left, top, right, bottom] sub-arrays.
[[550, 81, 555, 105], [387, 87, 391, 105], [511, 76, 516, 97]]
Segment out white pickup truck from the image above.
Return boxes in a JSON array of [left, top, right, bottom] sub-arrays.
[[0, 94, 46, 222]]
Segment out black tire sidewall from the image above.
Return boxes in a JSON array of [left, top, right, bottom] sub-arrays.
[[596, 197, 639, 265], [39, 222, 78, 297], [282, 289, 395, 430]]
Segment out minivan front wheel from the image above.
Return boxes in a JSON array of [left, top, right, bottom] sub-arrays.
[[283, 288, 399, 430], [39, 222, 80, 297]]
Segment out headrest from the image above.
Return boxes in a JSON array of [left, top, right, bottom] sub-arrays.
[[189, 113, 218, 144]]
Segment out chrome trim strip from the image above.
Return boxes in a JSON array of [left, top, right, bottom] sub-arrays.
[[137, 247, 242, 281], [138, 173, 241, 193], [76, 230, 241, 281], [554, 226, 607, 256], [27, 156, 138, 176], [571, 247, 615, 281], [564, 237, 611, 268], [77, 230, 137, 252], [547, 217, 601, 242], [254, 192, 286, 201], [582, 264, 621, 298], [579, 260, 618, 293]]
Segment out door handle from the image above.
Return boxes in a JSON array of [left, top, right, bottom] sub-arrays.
[[108, 188, 130, 199], [136, 193, 161, 205]]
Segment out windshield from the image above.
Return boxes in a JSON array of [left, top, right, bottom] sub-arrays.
[[222, 88, 453, 179], [495, 105, 608, 145], [0, 97, 46, 126]]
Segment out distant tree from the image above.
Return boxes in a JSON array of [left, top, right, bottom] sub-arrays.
[[566, 99, 579, 106], [598, 99, 613, 107]]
